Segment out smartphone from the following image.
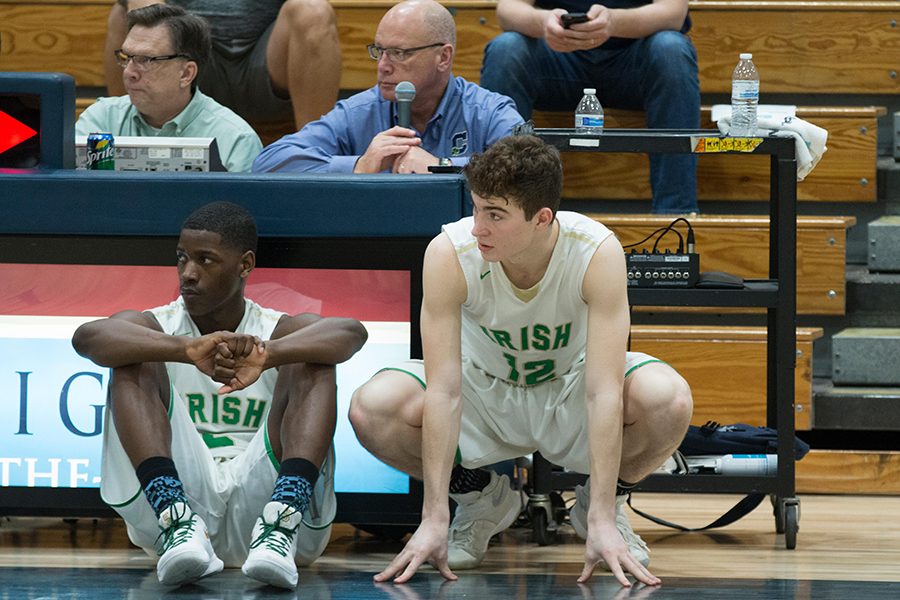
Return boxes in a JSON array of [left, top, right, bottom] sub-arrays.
[[561, 12, 589, 28]]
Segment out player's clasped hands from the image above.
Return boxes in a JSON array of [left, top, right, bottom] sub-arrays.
[[214, 333, 266, 393], [186, 332, 266, 393]]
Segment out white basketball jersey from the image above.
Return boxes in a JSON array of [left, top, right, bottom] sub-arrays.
[[442, 211, 613, 385], [149, 297, 284, 458]]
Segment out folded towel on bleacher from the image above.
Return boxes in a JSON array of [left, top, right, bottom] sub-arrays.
[[712, 105, 828, 181]]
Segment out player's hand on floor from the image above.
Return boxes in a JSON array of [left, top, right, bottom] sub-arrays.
[[374, 519, 457, 584]]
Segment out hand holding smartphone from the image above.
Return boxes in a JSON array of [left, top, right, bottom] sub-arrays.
[[561, 12, 589, 28]]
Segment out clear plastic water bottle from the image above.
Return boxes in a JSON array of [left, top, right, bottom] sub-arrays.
[[575, 88, 604, 134], [717, 454, 777, 476], [730, 53, 759, 136]]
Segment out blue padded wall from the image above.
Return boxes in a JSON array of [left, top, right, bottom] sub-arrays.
[[0, 171, 469, 237]]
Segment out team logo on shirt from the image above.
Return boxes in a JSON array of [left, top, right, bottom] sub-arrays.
[[450, 130, 468, 156], [480, 322, 572, 352], [185, 392, 268, 429]]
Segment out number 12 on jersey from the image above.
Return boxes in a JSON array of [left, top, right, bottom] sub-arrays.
[[503, 353, 557, 386]]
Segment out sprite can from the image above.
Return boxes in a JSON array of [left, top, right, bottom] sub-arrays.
[[86, 132, 115, 170]]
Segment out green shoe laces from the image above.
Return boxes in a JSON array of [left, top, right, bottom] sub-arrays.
[[156, 504, 198, 556], [249, 506, 300, 558]]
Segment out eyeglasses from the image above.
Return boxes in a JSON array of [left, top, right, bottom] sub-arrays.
[[114, 49, 191, 71], [367, 43, 444, 62]]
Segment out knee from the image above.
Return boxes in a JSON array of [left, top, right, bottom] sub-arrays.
[[668, 374, 693, 428], [347, 382, 372, 437], [281, 0, 337, 33], [643, 31, 698, 80], [349, 373, 420, 446], [282, 362, 336, 393], [348, 383, 379, 445], [627, 365, 693, 428], [109, 363, 141, 391], [348, 376, 393, 427], [645, 30, 696, 60], [107, 2, 126, 29], [485, 32, 531, 58], [109, 362, 166, 402], [483, 32, 532, 74]]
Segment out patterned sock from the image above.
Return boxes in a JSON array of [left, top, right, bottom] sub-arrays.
[[136, 456, 187, 518], [271, 458, 319, 515], [616, 478, 638, 497], [449, 464, 491, 494]]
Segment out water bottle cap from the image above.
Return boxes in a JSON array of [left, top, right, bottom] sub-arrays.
[[740, 53, 753, 60], [583, 88, 596, 94]]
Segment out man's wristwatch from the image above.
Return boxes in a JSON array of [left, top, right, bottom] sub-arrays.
[[438, 157, 453, 167]]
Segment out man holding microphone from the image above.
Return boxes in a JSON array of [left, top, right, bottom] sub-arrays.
[[252, 0, 522, 175]]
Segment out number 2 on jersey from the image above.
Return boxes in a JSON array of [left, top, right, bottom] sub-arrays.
[[503, 353, 556, 385]]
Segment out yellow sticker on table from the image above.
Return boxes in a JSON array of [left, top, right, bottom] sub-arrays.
[[691, 137, 763, 153]]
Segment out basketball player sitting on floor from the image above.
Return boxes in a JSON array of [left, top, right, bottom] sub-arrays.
[[72, 201, 367, 589]]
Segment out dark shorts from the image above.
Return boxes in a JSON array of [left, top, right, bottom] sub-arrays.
[[198, 20, 294, 123]]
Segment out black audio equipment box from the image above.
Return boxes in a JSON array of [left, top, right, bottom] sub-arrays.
[[625, 251, 700, 287]]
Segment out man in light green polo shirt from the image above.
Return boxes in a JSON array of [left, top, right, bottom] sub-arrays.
[[76, 4, 262, 172]]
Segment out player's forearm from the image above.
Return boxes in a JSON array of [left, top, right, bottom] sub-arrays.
[[72, 318, 187, 367], [585, 389, 624, 521], [420, 390, 461, 524], [265, 317, 368, 367]]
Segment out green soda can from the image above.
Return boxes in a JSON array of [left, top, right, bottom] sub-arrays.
[[86, 132, 115, 170]]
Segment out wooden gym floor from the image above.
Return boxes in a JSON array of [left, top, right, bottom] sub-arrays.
[[2, 493, 899, 599]]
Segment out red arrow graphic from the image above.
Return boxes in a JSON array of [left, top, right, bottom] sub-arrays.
[[0, 110, 39, 154]]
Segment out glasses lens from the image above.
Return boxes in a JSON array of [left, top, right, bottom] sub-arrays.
[[367, 45, 381, 60]]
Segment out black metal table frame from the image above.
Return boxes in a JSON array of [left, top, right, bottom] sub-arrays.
[[525, 128, 800, 548]]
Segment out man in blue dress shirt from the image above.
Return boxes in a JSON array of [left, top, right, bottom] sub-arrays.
[[252, 0, 523, 174]]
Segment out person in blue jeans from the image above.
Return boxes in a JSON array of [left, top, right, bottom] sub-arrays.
[[480, 0, 700, 214]]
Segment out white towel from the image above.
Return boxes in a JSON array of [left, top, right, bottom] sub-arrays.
[[712, 105, 828, 181], [711, 104, 797, 123]]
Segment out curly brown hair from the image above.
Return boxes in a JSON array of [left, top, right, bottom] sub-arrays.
[[463, 135, 562, 220]]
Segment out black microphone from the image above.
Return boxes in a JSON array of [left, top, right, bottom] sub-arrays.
[[395, 81, 416, 129]]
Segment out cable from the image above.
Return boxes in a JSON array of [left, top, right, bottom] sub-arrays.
[[652, 227, 684, 254], [621, 226, 675, 249], [621, 217, 694, 254]]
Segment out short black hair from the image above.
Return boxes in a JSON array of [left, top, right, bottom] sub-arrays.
[[182, 201, 257, 254], [126, 4, 211, 89]]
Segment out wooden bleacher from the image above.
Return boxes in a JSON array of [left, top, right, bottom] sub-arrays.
[[595, 214, 857, 315], [535, 107, 884, 203], [28, 0, 889, 203], [13, 0, 893, 97], [630, 325, 822, 429], [329, 0, 900, 96]]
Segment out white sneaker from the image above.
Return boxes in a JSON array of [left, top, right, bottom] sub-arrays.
[[155, 502, 223, 586], [569, 480, 650, 568], [241, 501, 302, 589], [447, 472, 522, 569]]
